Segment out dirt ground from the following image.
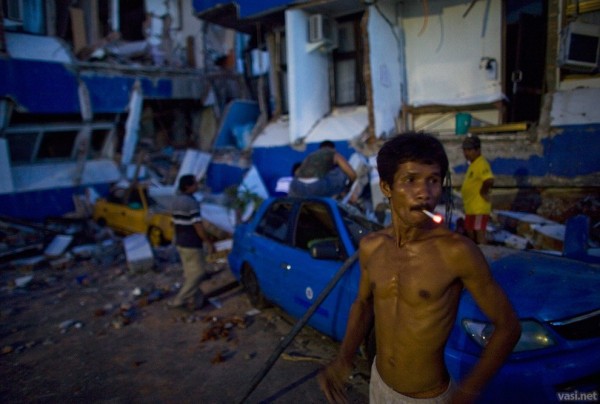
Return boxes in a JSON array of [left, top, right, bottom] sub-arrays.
[[0, 247, 370, 403]]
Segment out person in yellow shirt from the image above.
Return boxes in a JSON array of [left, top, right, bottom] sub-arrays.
[[461, 135, 494, 244]]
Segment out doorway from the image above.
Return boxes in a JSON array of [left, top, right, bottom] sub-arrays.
[[504, 0, 548, 123]]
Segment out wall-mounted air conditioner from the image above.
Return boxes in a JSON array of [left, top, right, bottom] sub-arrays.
[[308, 14, 337, 51], [559, 20, 600, 72]]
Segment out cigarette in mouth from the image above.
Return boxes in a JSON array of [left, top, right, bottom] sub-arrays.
[[422, 209, 443, 223]]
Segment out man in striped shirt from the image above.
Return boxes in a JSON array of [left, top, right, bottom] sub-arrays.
[[168, 174, 214, 310]]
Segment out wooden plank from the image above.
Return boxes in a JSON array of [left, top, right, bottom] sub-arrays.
[[469, 122, 528, 134], [566, 0, 600, 15]]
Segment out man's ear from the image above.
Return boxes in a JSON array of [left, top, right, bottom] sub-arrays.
[[380, 181, 392, 198]]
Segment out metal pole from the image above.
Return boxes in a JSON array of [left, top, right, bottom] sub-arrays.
[[238, 251, 359, 404]]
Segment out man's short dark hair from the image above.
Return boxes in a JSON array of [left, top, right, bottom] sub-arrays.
[[319, 140, 335, 149], [462, 135, 481, 150], [178, 174, 196, 193], [377, 132, 449, 187]]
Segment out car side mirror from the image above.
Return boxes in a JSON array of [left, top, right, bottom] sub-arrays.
[[309, 238, 345, 261]]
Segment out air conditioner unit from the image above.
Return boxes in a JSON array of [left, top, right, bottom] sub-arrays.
[[559, 20, 600, 72], [308, 14, 336, 44]]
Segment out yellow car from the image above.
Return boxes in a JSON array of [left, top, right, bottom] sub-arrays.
[[93, 184, 174, 246]]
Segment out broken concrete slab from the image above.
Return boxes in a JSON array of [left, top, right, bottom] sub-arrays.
[[531, 223, 565, 252], [494, 210, 559, 239], [123, 234, 154, 273], [44, 235, 74, 258]]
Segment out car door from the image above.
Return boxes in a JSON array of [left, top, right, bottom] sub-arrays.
[[249, 199, 296, 306], [280, 200, 356, 340]]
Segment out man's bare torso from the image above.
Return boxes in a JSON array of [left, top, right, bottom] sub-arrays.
[[363, 226, 464, 397]]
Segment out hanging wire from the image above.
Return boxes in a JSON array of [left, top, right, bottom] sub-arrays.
[[444, 171, 454, 227]]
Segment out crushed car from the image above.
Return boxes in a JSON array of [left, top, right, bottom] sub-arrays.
[[228, 196, 600, 402], [93, 184, 173, 246]]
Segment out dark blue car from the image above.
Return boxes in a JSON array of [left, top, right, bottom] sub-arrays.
[[228, 196, 600, 402]]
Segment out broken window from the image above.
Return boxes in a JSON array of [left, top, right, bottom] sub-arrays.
[[256, 200, 293, 243], [6, 124, 114, 164], [293, 202, 339, 251], [37, 130, 78, 160], [6, 131, 38, 163], [7, 129, 78, 163], [90, 128, 111, 158]]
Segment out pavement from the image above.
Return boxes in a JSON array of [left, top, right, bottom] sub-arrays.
[[0, 248, 370, 403]]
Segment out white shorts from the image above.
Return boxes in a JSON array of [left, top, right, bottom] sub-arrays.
[[369, 360, 455, 404]]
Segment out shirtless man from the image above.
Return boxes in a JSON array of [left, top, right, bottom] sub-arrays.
[[318, 133, 521, 403]]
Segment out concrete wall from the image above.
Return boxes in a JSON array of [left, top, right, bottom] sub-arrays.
[[402, 0, 503, 107], [286, 9, 331, 144], [368, 1, 404, 138]]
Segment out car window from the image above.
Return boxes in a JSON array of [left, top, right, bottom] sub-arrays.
[[107, 187, 126, 204], [127, 188, 144, 209], [338, 203, 383, 250], [255, 200, 293, 243], [293, 202, 340, 251]]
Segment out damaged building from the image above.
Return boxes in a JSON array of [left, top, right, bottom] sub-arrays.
[[1, 0, 599, 251], [0, 0, 250, 221], [192, 0, 600, 222]]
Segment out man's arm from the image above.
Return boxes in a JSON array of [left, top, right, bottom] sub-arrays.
[[479, 178, 494, 201], [318, 240, 374, 403], [333, 152, 357, 182], [453, 242, 520, 403], [193, 221, 214, 253]]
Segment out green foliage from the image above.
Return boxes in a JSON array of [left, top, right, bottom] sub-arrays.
[[224, 184, 264, 221]]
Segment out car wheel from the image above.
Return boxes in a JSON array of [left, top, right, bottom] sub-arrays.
[[147, 226, 164, 247], [241, 265, 269, 309]]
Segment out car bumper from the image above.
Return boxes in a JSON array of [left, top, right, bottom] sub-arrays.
[[445, 342, 600, 402]]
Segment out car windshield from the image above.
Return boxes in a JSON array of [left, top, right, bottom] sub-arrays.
[[338, 202, 383, 250]]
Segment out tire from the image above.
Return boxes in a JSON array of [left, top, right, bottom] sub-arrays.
[[147, 226, 165, 247], [241, 265, 269, 309]]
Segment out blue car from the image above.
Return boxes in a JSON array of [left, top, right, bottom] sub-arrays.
[[228, 196, 600, 402]]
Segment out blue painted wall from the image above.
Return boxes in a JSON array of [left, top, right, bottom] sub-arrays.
[[0, 59, 81, 113], [193, 0, 296, 18], [453, 124, 600, 179], [0, 59, 195, 115], [213, 100, 260, 148], [251, 141, 357, 195]]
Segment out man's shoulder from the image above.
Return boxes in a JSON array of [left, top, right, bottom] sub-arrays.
[[474, 155, 492, 168], [360, 227, 393, 250], [427, 229, 477, 258], [437, 232, 490, 275], [172, 194, 199, 211]]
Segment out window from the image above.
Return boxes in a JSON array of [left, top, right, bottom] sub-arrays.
[[7, 131, 39, 163], [293, 202, 339, 250], [332, 15, 365, 106], [37, 130, 78, 160], [256, 200, 293, 242], [272, 29, 289, 115], [90, 129, 111, 157], [338, 203, 382, 250], [3, 0, 23, 22]]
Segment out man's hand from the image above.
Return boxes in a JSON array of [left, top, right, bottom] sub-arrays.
[[451, 386, 481, 404], [317, 358, 352, 404]]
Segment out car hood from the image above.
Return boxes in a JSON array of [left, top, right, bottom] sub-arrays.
[[462, 249, 600, 322]]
